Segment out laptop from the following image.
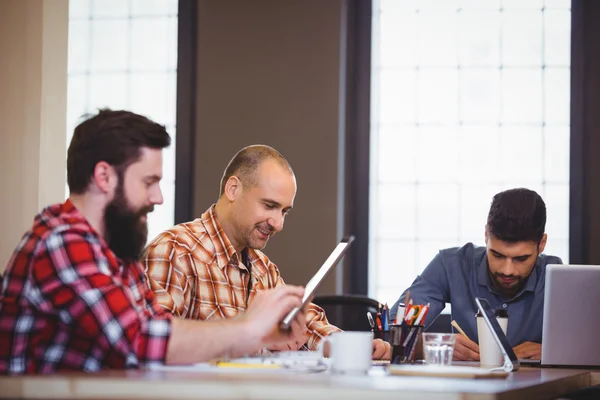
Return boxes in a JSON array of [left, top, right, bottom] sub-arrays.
[[537, 264, 600, 367], [482, 264, 600, 368]]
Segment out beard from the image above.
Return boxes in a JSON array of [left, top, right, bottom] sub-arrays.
[[239, 222, 274, 250], [104, 185, 153, 261]]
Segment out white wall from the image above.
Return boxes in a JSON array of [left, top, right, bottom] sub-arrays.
[[0, 0, 69, 271]]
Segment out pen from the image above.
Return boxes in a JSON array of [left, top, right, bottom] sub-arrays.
[[395, 303, 405, 324], [367, 312, 375, 329], [382, 304, 388, 331], [451, 320, 471, 340]]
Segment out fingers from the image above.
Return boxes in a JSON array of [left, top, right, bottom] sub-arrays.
[[253, 287, 304, 323], [456, 334, 479, 353], [371, 339, 390, 360], [453, 334, 480, 361], [288, 314, 308, 344], [514, 342, 541, 359]]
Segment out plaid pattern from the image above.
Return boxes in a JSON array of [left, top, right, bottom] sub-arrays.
[[142, 204, 341, 350], [0, 200, 171, 374]]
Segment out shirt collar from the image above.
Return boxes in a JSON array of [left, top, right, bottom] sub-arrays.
[[201, 204, 245, 270], [477, 249, 540, 296]]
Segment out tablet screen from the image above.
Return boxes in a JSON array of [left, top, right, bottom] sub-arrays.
[[475, 298, 520, 371], [280, 235, 354, 330]]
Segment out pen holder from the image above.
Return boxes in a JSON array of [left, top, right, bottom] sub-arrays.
[[389, 324, 424, 364], [372, 329, 390, 342]]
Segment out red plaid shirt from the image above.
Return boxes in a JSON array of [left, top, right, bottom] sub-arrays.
[[0, 200, 171, 374]]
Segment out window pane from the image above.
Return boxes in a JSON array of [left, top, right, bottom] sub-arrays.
[[131, 0, 178, 16], [376, 184, 417, 240], [379, 11, 418, 67], [377, 127, 417, 183], [544, 68, 570, 124], [131, 18, 172, 71], [370, 0, 570, 299], [417, 126, 459, 182], [417, 184, 460, 240], [458, 11, 500, 67], [458, 125, 500, 183], [92, 0, 128, 18], [544, 10, 571, 66], [459, 0, 501, 9], [90, 20, 129, 71], [375, 240, 418, 291], [67, 0, 178, 241], [460, 69, 501, 123], [417, 69, 459, 124], [459, 184, 504, 241], [378, 69, 417, 124], [417, 12, 458, 67], [503, 0, 544, 9], [502, 11, 543, 67], [543, 125, 570, 183], [543, 183, 569, 242], [501, 68, 543, 124], [498, 126, 543, 182]]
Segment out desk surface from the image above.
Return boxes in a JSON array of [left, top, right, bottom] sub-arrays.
[[1, 366, 598, 400]]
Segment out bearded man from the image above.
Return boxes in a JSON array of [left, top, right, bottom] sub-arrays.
[[390, 188, 563, 362]]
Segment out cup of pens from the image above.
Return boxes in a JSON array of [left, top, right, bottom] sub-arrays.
[[368, 303, 392, 342], [389, 323, 424, 364]]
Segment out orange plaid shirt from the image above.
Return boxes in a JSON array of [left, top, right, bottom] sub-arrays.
[[141, 205, 340, 350]]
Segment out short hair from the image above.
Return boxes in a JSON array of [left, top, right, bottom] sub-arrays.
[[219, 145, 293, 196], [486, 188, 546, 243], [67, 109, 171, 194]]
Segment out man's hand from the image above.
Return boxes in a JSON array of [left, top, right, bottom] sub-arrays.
[[372, 339, 391, 360], [240, 286, 306, 352], [453, 334, 480, 361], [267, 312, 308, 352], [513, 342, 541, 360]]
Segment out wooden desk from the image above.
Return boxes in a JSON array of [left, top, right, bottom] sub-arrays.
[[0, 367, 598, 400]]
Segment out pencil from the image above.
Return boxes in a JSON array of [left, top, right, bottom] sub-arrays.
[[216, 362, 281, 369], [451, 320, 471, 340]]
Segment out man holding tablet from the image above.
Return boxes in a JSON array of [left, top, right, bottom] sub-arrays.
[[142, 145, 390, 359]]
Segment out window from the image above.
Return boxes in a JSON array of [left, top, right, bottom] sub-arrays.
[[66, 0, 178, 242], [369, 0, 571, 304]]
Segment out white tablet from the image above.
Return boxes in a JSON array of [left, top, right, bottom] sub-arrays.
[[280, 235, 355, 330]]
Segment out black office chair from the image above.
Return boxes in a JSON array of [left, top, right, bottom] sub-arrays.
[[425, 312, 453, 333], [312, 294, 380, 332]]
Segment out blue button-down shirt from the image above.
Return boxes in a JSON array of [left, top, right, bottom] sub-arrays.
[[390, 243, 562, 347]]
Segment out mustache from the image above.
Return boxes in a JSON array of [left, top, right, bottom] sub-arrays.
[[255, 223, 274, 233], [494, 273, 519, 279], [138, 205, 154, 217]]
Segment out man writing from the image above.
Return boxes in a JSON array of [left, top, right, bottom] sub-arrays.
[[0, 110, 306, 374], [142, 145, 390, 358], [390, 188, 562, 361]]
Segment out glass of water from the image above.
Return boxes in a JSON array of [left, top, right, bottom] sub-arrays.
[[422, 333, 456, 366]]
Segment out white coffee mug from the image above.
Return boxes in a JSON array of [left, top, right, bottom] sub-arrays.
[[476, 310, 508, 367], [320, 331, 373, 374]]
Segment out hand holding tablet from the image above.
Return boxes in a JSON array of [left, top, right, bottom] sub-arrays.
[[280, 235, 355, 330]]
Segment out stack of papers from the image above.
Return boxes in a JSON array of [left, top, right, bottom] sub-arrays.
[[148, 351, 328, 374]]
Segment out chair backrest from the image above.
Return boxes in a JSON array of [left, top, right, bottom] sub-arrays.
[[425, 312, 452, 333], [312, 294, 380, 332]]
